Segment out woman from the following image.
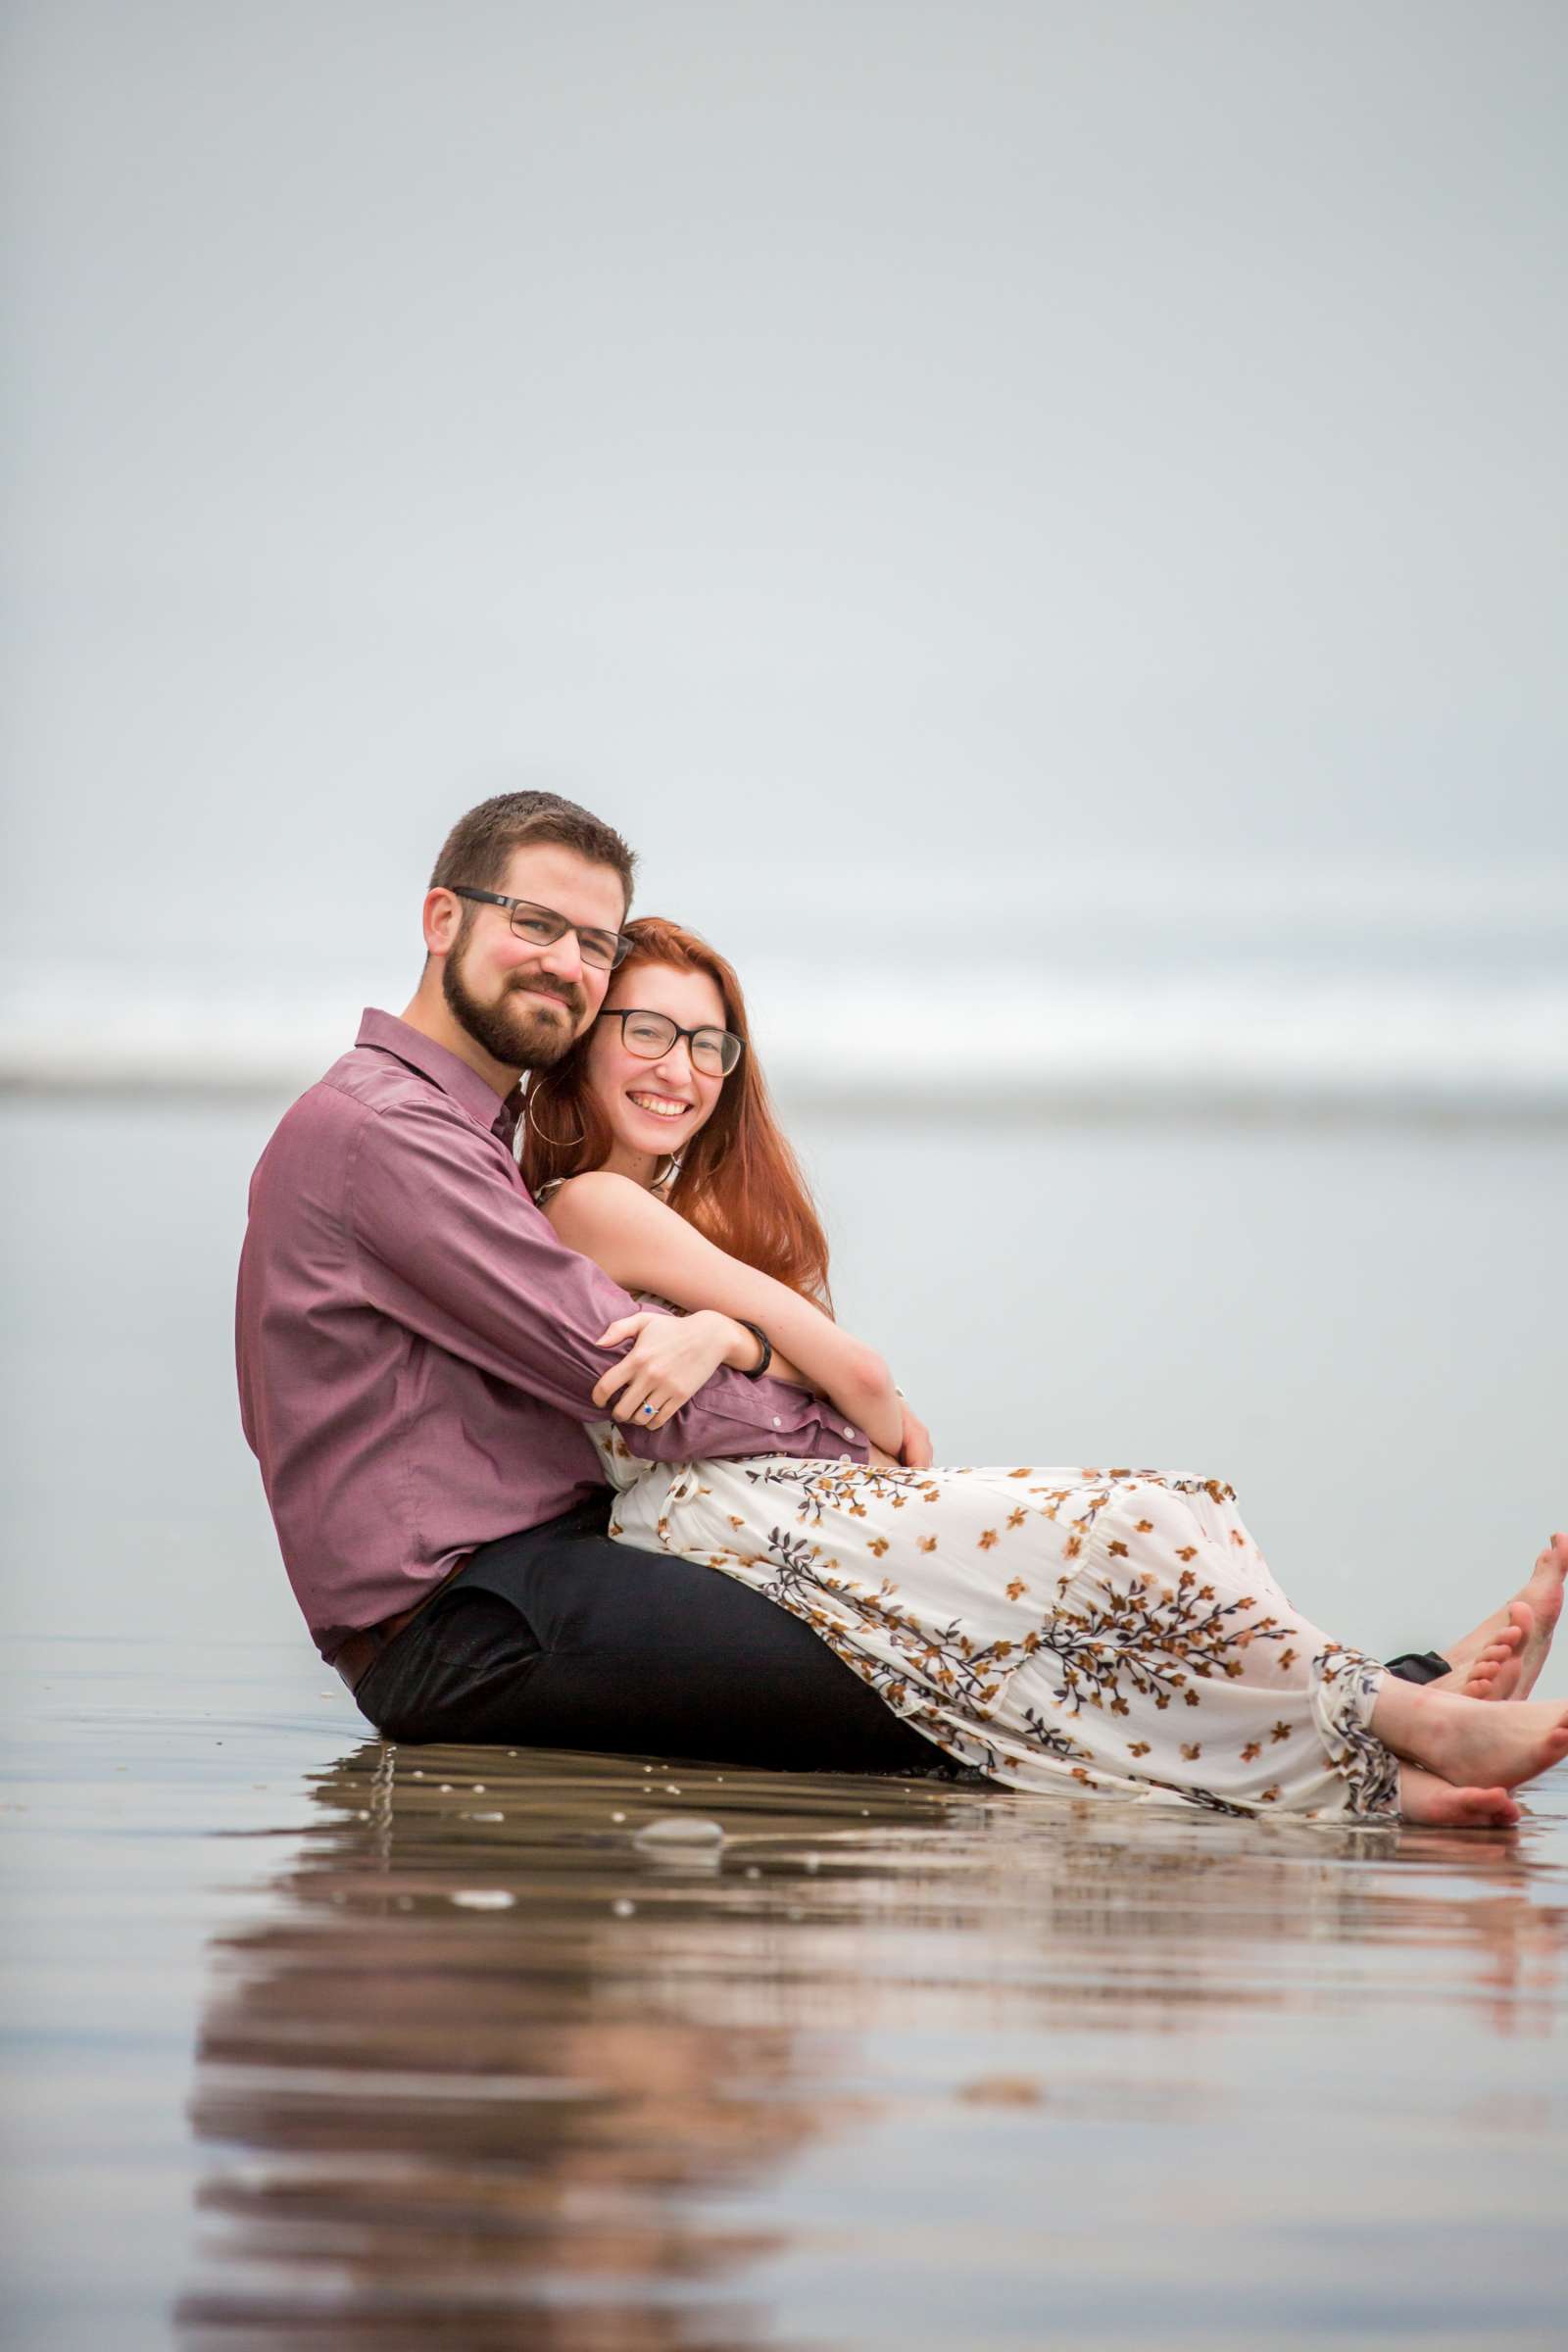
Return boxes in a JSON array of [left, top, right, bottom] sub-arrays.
[[523, 917, 1568, 1827]]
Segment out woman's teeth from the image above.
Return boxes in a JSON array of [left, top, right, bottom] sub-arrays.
[[628, 1092, 688, 1120]]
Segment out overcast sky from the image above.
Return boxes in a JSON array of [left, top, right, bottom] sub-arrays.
[[4, 0, 1564, 1000]]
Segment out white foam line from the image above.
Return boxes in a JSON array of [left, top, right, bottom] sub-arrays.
[[5, 974, 1567, 1110]]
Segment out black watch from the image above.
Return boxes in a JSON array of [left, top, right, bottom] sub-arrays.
[[737, 1319, 772, 1379]]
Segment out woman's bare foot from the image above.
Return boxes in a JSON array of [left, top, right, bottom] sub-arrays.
[[1398, 1765, 1521, 1828], [1442, 1534, 1567, 1697], [1512, 1540, 1565, 1695], [1374, 1680, 1568, 1791], [1462, 1603, 1532, 1701]]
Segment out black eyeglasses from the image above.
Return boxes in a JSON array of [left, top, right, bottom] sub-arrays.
[[443, 887, 629, 971], [598, 1006, 744, 1077]]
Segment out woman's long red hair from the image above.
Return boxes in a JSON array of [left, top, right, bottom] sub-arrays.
[[520, 915, 834, 1310]]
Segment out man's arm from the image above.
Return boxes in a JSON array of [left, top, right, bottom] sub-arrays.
[[346, 1093, 867, 1463]]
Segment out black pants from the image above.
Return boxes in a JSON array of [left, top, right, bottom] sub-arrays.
[[353, 1495, 940, 1774]]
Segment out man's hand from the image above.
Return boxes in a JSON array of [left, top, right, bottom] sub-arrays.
[[897, 1399, 934, 1469]]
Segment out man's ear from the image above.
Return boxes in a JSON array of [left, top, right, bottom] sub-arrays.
[[421, 887, 462, 958]]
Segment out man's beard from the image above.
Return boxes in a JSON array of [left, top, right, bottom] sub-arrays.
[[442, 938, 584, 1073]]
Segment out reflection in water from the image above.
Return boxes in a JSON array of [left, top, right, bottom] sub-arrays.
[[176, 1742, 1568, 2348]]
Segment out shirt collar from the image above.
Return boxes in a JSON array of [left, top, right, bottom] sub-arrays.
[[356, 1008, 514, 1135]]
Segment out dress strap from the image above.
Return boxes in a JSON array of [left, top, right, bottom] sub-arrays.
[[537, 1166, 675, 1208]]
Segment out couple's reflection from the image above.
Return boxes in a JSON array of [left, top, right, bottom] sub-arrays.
[[176, 1738, 884, 2348], [176, 1737, 1560, 2344]]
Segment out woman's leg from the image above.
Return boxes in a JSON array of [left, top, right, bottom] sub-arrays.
[[974, 1472, 1406, 1817], [988, 1475, 1562, 1819], [1370, 1672, 1568, 1791]]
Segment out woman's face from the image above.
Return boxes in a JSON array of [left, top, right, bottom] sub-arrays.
[[584, 958, 732, 1169]]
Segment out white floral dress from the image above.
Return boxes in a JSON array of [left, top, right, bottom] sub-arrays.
[[532, 1168, 1399, 1823], [596, 1436, 1400, 1822]]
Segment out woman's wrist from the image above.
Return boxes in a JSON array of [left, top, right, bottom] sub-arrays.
[[708, 1311, 766, 1373], [864, 1372, 906, 1454]]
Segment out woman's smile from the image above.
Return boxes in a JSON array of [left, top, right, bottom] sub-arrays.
[[626, 1088, 693, 1122]]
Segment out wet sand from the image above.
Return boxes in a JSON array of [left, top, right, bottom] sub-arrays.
[[3, 1635, 1565, 2350]]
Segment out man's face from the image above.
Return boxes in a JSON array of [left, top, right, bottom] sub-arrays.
[[440, 842, 626, 1074]]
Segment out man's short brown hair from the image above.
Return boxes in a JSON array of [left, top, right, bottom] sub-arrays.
[[430, 791, 636, 911]]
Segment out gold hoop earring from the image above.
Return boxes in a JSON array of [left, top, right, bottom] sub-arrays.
[[524, 1089, 586, 1151]]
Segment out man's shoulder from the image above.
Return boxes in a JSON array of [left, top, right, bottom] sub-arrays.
[[318, 1041, 452, 1119], [257, 1044, 474, 1183], [295, 1040, 489, 1130]]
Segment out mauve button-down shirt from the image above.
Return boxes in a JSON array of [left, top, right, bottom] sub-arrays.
[[236, 1008, 867, 1660]]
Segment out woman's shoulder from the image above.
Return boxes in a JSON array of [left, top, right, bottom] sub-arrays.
[[536, 1168, 661, 1231], [537, 1168, 645, 1206], [537, 1168, 681, 1291]]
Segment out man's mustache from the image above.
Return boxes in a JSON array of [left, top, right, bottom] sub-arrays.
[[509, 974, 585, 1018]]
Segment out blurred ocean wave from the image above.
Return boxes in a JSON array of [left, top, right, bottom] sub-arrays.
[[6, 968, 1566, 1117], [6, 858, 1562, 1115]]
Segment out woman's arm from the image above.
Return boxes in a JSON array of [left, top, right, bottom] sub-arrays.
[[543, 1172, 904, 1452]]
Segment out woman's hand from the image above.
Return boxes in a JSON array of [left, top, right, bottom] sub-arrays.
[[867, 1410, 932, 1473], [593, 1309, 755, 1430], [897, 1399, 934, 1470]]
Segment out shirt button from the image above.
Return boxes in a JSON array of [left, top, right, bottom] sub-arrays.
[[844, 1426, 857, 1441], [772, 1415, 782, 1429]]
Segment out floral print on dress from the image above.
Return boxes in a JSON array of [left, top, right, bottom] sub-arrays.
[[599, 1440, 1399, 1823]]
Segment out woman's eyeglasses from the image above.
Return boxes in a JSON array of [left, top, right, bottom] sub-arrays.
[[598, 1007, 743, 1077]]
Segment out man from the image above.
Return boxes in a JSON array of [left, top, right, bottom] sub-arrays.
[[236, 790, 936, 1770]]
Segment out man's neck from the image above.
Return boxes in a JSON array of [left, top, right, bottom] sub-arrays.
[[399, 982, 514, 1102]]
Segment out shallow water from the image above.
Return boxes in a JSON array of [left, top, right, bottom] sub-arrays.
[[3, 1096, 1566, 2343], [3, 1635, 1566, 2349], [5, 1093, 1566, 1658]]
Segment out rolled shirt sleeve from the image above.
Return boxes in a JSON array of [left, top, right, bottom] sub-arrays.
[[347, 1092, 868, 1465]]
